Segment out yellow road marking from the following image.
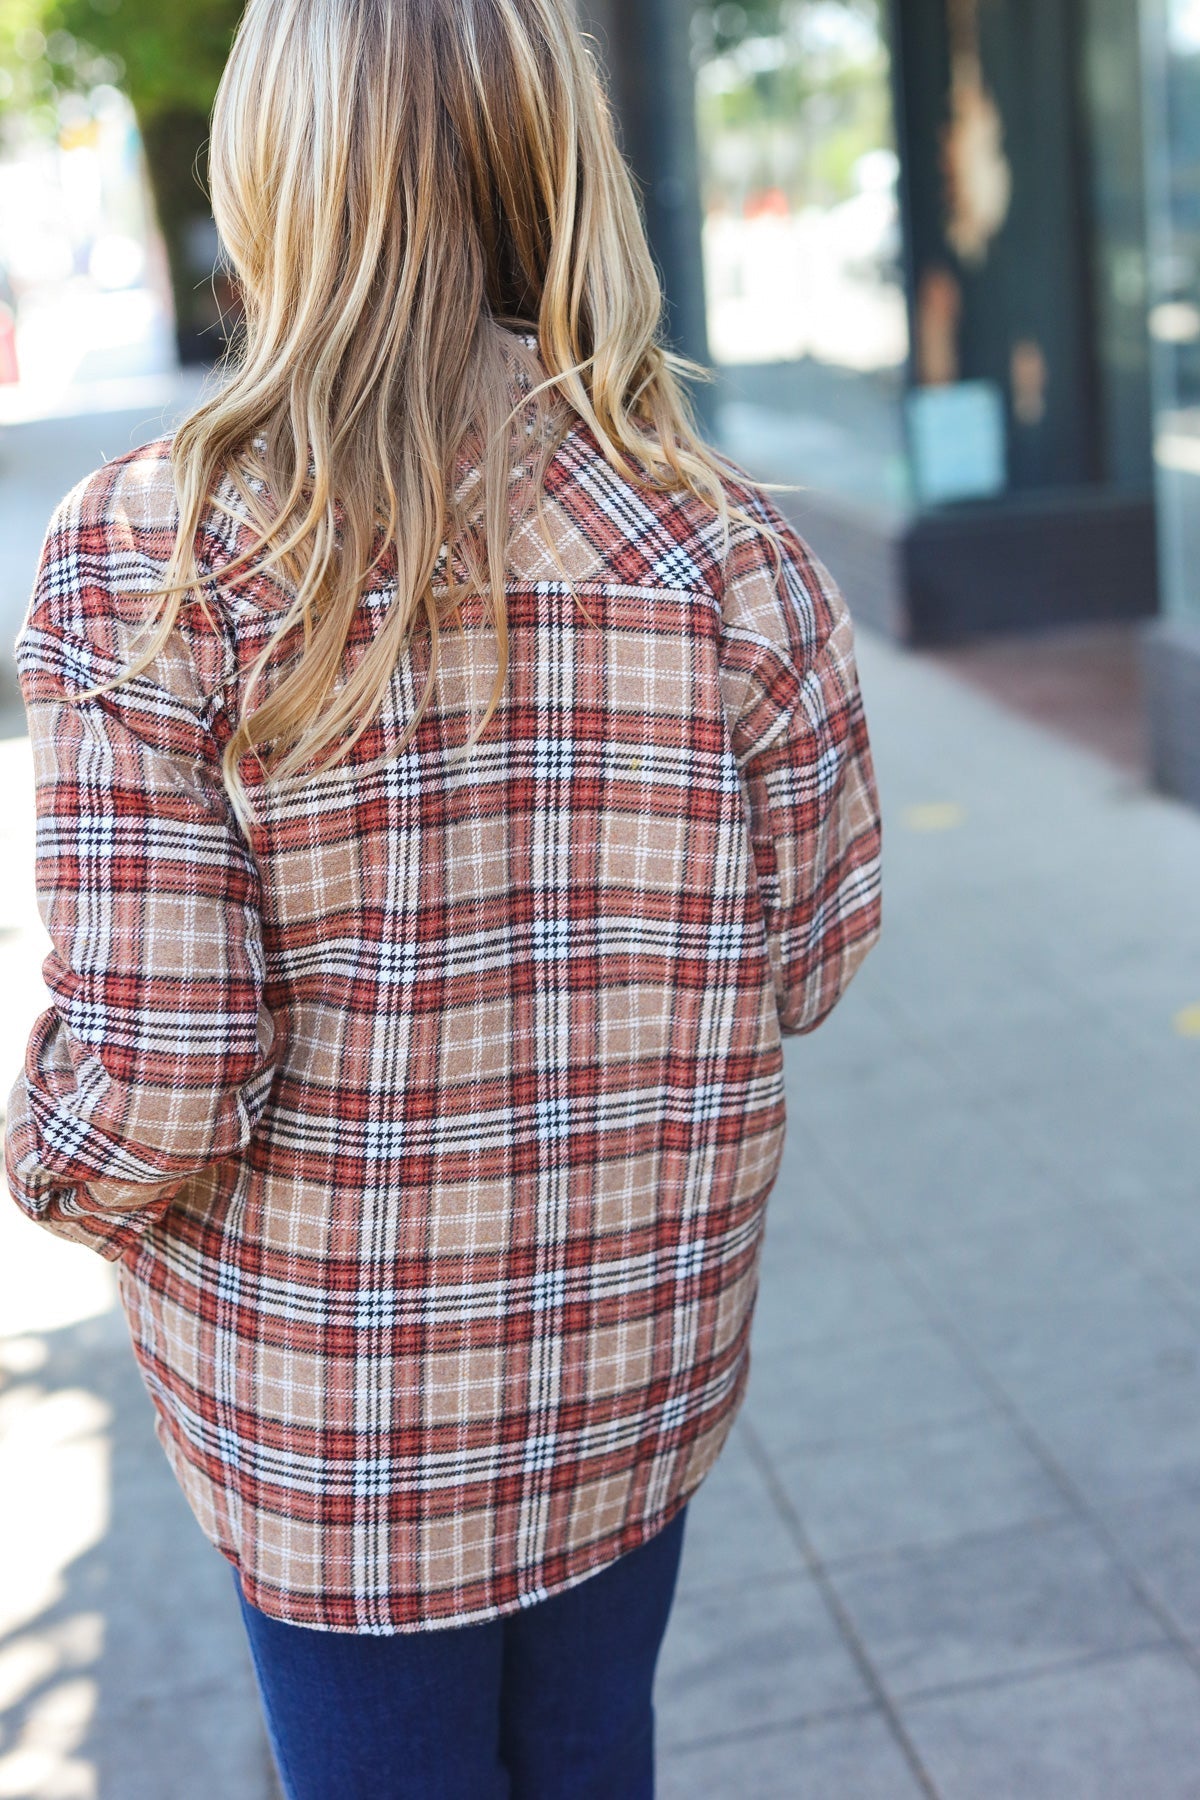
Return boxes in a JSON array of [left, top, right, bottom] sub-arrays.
[[901, 802, 968, 833]]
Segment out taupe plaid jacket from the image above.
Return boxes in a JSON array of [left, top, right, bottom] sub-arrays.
[[6, 341, 882, 1631]]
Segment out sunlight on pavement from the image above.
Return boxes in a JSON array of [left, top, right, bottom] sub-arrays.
[[0, 1671, 100, 1800], [0, 1350, 110, 1800], [0, 725, 115, 1800], [0, 1207, 117, 1340]]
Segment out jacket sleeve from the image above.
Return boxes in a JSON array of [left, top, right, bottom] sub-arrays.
[[4, 492, 277, 1262], [720, 504, 883, 1036]]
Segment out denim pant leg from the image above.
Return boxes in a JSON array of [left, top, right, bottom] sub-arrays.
[[230, 1501, 687, 1800], [498, 1503, 689, 1800], [231, 1572, 509, 1800]]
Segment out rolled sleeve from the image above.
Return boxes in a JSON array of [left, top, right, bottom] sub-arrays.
[[721, 506, 883, 1035], [4, 498, 276, 1261]]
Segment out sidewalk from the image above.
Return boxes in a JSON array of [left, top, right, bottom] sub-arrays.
[[2, 411, 1200, 1794], [657, 624, 1200, 1797]]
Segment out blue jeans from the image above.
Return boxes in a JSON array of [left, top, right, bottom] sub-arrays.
[[231, 1503, 688, 1799]]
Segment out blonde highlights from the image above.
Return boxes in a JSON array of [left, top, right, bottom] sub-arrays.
[[115, 0, 782, 826]]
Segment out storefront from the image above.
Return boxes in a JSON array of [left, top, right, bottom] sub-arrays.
[[1141, 0, 1200, 805], [585, 0, 1158, 646]]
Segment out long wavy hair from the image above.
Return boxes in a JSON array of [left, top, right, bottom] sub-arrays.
[[111, 0, 783, 826]]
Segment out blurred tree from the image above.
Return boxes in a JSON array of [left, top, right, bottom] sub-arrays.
[[0, 0, 241, 362], [2, 0, 873, 364], [0, 3, 68, 127], [49, 0, 242, 361], [692, 0, 866, 58], [693, 0, 788, 56], [692, 0, 892, 214]]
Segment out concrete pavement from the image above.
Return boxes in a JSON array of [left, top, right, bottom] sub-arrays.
[[657, 626, 1200, 1797], [2, 398, 1199, 1797]]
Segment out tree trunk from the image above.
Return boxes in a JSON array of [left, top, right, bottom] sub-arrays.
[[138, 107, 233, 366]]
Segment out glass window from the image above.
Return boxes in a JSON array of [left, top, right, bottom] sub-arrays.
[[692, 0, 911, 512], [1145, 0, 1200, 621]]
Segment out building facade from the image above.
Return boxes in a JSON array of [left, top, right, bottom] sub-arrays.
[[587, 0, 1158, 646], [1141, 0, 1200, 805], [584, 0, 1200, 803]]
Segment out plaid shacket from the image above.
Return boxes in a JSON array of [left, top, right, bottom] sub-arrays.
[[6, 343, 882, 1632]]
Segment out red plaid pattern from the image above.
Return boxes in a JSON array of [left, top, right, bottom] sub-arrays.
[[6, 345, 881, 1631]]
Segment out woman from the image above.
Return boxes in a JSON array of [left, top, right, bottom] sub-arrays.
[[5, 1, 882, 1794]]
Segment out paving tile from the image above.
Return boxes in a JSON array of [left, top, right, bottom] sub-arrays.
[[90, 1678, 277, 1800], [871, 944, 1097, 1050], [1050, 945, 1200, 1063], [911, 1008, 1162, 1111], [744, 1322, 993, 1454], [948, 1305, 1200, 1510], [655, 1569, 873, 1749], [929, 623, 1148, 777], [793, 1092, 1075, 1252], [865, 1162, 1073, 1254], [1021, 1380, 1200, 1512], [785, 1035, 953, 1149], [657, 1707, 928, 1800], [898, 1208, 1151, 1329], [989, 1076, 1198, 1215], [962, 1287, 1200, 1413], [783, 984, 915, 1083], [82, 1471, 257, 1703], [676, 1432, 807, 1592], [1092, 1186, 1200, 1295], [769, 1410, 1071, 1566], [1101, 1487, 1200, 1644], [899, 1647, 1200, 1800], [827, 1515, 1168, 1698], [1, 1663, 275, 1800], [750, 1244, 932, 1354], [762, 1163, 876, 1257]]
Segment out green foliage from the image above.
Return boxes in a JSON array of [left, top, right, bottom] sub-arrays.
[[0, 0, 240, 128], [44, 0, 242, 121], [0, 1, 71, 126], [692, 0, 864, 58], [694, 1, 787, 58], [0, 0, 243, 357], [692, 0, 893, 209]]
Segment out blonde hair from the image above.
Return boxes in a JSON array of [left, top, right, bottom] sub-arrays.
[[111, 0, 783, 826]]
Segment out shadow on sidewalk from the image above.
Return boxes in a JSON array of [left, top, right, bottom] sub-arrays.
[[0, 1287, 279, 1800]]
